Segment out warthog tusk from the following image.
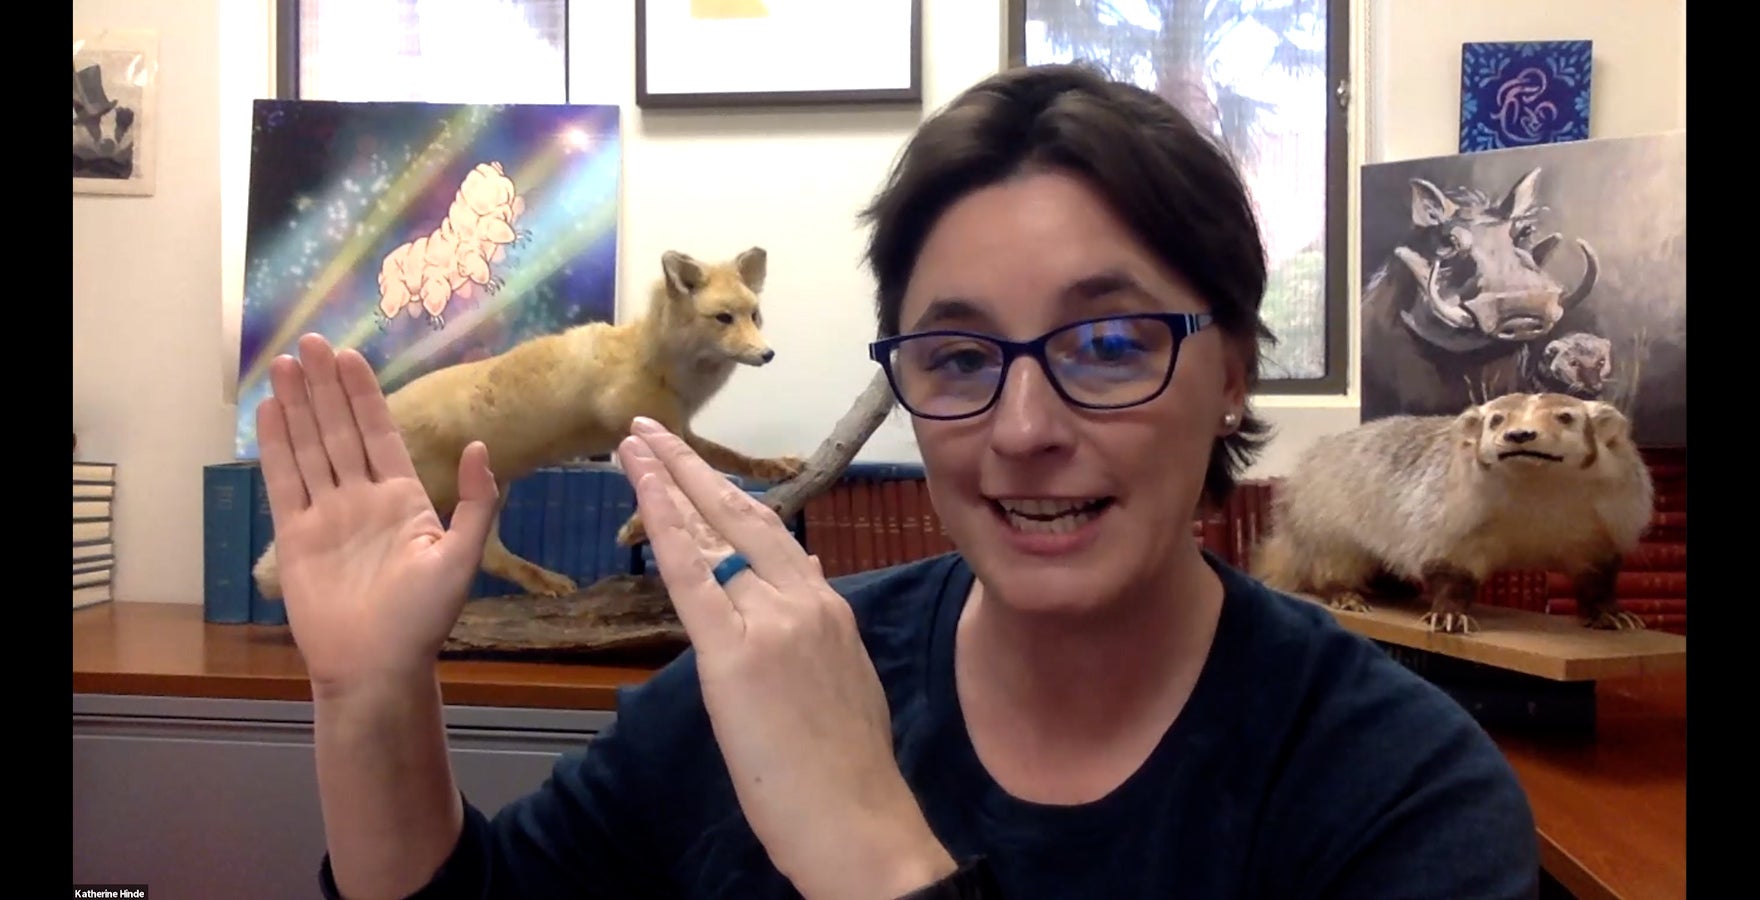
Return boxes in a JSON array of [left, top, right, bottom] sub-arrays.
[[1395, 246, 1475, 330], [1560, 239, 1599, 311]]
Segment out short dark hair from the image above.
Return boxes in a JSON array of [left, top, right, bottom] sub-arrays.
[[858, 62, 1277, 510]]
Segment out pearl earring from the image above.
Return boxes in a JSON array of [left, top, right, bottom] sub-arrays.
[[1222, 411, 1240, 429]]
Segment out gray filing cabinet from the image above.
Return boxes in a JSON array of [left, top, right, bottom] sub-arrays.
[[73, 692, 614, 899]]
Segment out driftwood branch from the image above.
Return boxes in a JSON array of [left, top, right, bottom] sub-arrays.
[[757, 368, 897, 524], [444, 371, 901, 664]]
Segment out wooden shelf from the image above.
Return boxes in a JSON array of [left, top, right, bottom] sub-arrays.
[[72, 601, 662, 710], [1293, 595, 1686, 682]]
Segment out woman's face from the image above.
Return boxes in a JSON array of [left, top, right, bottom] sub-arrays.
[[898, 167, 1247, 617]]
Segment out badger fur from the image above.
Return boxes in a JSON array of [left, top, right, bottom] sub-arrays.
[[1253, 392, 1655, 635]]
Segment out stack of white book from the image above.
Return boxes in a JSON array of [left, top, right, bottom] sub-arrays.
[[74, 460, 115, 610]]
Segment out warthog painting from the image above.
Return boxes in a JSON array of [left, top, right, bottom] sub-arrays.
[[1357, 131, 1686, 447]]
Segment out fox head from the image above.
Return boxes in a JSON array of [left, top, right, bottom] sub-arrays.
[[660, 247, 775, 367]]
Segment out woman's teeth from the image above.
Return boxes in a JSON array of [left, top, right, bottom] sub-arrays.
[[1006, 508, 1098, 533], [996, 499, 1108, 533]]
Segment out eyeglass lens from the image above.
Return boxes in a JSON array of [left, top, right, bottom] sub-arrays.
[[887, 317, 1178, 417]]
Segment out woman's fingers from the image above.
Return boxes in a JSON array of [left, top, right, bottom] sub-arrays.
[[268, 354, 338, 498], [296, 334, 371, 485], [255, 396, 310, 530], [626, 419, 808, 586], [628, 468, 741, 653], [619, 434, 770, 609], [335, 346, 419, 482]]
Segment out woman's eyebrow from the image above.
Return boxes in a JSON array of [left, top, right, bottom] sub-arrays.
[[908, 296, 994, 332], [906, 269, 1162, 332]]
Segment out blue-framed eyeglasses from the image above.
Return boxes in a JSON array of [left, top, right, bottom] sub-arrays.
[[867, 312, 1215, 421]]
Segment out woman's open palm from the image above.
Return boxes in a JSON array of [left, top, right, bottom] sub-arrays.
[[256, 334, 500, 693]]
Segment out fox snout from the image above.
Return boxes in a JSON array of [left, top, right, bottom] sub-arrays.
[[737, 345, 775, 367], [720, 321, 775, 366]]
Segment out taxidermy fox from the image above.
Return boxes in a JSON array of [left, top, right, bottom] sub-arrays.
[[252, 246, 806, 599]]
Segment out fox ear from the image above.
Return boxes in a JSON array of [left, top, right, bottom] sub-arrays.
[[661, 251, 706, 296], [734, 246, 767, 292]]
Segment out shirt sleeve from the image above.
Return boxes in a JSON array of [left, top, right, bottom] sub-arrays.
[[316, 653, 718, 900]]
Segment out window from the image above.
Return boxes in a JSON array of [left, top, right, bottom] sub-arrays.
[[276, 0, 570, 104], [1006, 0, 1350, 394]]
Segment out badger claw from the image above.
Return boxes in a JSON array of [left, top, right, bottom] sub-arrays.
[[1328, 592, 1373, 614], [1420, 611, 1480, 635], [1585, 609, 1647, 631]]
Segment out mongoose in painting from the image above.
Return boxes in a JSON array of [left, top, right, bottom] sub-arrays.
[[1252, 392, 1655, 635]]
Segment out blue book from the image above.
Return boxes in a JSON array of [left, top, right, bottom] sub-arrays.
[[602, 471, 638, 577], [532, 466, 561, 585], [842, 461, 927, 482], [200, 463, 256, 624], [559, 467, 582, 584], [630, 475, 809, 576], [590, 466, 613, 584]]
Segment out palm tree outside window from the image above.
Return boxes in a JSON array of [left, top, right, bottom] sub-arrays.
[[1007, 0, 1350, 393]]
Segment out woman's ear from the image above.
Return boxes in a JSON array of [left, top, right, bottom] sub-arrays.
[[1222, 334, 1252, 413]]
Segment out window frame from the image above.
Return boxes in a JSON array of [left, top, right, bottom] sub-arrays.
[[1003, 0, 1351, 396]]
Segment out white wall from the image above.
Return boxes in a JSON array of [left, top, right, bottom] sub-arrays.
[[72, 0, 1685, 605], [75, 0, 235, 605], [564, 1, 1003, 466]]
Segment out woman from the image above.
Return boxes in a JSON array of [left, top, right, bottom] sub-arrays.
[[261, 63, 1539, 900]]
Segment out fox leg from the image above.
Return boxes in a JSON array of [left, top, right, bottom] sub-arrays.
[[683, 431, 806, 485], [615, 432, 806, 548], [477, 490, 578, 596], [252, 542, 283, 599]]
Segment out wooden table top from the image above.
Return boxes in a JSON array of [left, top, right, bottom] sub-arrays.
[[75, 603, 1686, 897], [72, 601, 660, 710], [1488, 670, 1686, 900]]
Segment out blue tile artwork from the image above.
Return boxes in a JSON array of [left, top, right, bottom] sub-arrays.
[[1459, 40, 1592, 153]]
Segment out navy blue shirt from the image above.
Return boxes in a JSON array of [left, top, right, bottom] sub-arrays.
[[321, 552, 1539, 898]]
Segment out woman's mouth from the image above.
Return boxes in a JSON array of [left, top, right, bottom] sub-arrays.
[[990, 497, 1116, 535]]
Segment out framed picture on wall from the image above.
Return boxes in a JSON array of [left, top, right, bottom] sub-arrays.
[[275, 0, 571, 103], [73, 28, 160, 196], [636, 0, 922, 109]]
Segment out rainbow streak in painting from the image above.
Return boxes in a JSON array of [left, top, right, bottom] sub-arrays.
[[232, 100, 622, 459]]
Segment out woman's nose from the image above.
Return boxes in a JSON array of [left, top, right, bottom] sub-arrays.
[[986, 359, 1076, 458]]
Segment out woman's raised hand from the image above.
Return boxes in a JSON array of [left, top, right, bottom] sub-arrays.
[[255, 333, 499, 696], [616, 418, 957, 900]]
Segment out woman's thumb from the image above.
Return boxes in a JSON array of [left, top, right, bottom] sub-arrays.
[[442, 441, 499, 560]]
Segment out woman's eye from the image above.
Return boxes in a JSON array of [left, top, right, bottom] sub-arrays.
[[936, 350, 990, 373], [1078, 335, 1139, 362]]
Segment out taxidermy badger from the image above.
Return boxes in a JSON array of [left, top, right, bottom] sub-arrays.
[[1252, 392, 1655, 635]]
